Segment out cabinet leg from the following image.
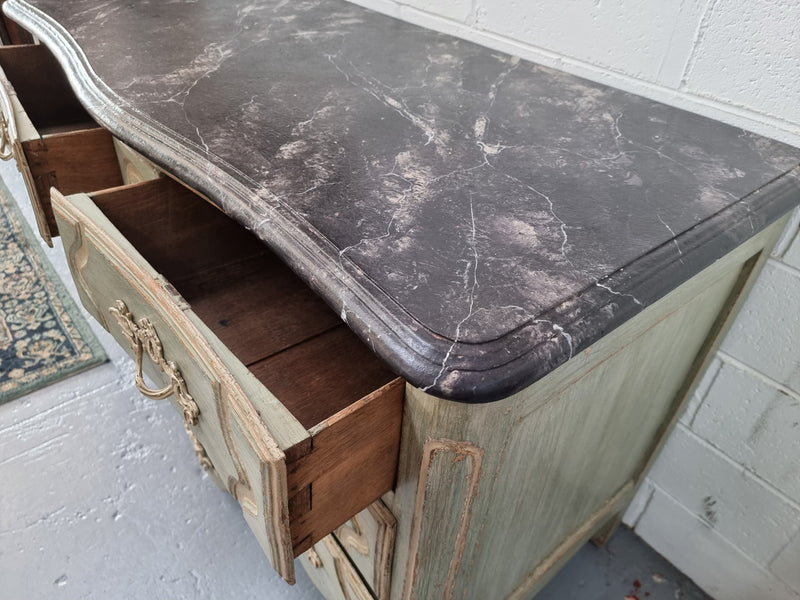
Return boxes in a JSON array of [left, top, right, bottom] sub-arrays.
[[591, 513, 622, 547]]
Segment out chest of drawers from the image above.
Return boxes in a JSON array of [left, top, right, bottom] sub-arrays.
[[2, 1, 799, 598]]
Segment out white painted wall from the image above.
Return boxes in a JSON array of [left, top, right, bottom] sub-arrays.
[[342, 1, 800, 598]]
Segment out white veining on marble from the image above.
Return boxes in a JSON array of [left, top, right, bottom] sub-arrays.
[[474, 55, 520, 156], [490, 167, 572, 264], [338, 211, 400, 265], [326, 53, 438, 145], [337, 159, 415, 266], [595, 282, 644, 307], [21, 0, 799, 396], [657, 214, 685, 260], [165, 42, 234, 154], [614, 113, 693, 172], [478, 304, 578, 360], [423, 192, 480, 391], [551, 323, 574, 359]]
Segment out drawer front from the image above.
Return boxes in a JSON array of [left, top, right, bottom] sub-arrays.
[[335, 500, 396, 600], [113, 138, 162, 185], [301, 536, 376, 600], [50, 186, 303, 583]]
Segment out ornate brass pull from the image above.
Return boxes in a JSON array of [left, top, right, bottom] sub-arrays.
[[184, 422, 214, 471], [109, 300, 200, 426], [0, 115, 14, 161]]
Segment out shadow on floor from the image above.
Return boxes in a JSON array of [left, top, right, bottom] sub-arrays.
[[534, 527, 712, 600]]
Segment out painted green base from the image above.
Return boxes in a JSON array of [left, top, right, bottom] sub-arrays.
[[0, 174, 105, 404]]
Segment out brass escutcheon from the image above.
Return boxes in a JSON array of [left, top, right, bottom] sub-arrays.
[[0, 115, 14, 161], [109, 299, 200, 426]]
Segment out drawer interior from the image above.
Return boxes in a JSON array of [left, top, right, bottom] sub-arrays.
[[0, 43, 94, 133], [85, 177, 404, 555], [1, 8, 35, 45], [90, 177, 399, 429], [0, 44, 123, 240]]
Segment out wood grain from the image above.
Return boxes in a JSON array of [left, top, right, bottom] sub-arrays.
[[0, 44, 119, 240], [288, 378, 404, 556], [94, 177, 354, 378], [190, 258, 342, 366], [249, 326, 398, 429], [92, 177, 254, 277], [0, 43, 89, 130], [22, 127, 123, 234]]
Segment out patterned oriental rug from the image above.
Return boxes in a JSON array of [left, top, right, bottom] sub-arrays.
[[0, 174, 105, 404]]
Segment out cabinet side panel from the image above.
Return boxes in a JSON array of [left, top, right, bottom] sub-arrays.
[[390, 222, 785, 600]]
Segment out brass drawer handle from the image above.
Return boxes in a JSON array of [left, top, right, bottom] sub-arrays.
[[109, 299, 200, 426], [0, 115, 14, 161]]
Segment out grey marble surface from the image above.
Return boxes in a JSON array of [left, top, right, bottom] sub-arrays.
[[6, 0, 800, 400]]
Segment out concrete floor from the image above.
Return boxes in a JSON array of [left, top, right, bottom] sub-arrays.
[[536, 527, 711, 600], [0, 159, 710, 600]]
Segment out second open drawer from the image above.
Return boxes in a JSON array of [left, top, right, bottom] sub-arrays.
[[50, 176, 404, 584], [0, 43, 123, 244]]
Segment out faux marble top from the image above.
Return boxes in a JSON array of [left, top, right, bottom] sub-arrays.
[[6, 0, 800, 401]]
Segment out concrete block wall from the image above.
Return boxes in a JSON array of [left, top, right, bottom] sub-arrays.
[[344, 1, 800, 598], [624, 231, 800, 600], [349, 0, 800, 147]]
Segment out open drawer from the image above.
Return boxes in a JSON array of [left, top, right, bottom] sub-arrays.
[[50, 177, 404, 583], [0, 43, 122, 244]]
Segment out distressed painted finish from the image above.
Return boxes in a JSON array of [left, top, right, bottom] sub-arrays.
[[402, 439, 484, 600], [386, 219, 787, 600], [335, 500, 397, 600], [113, 138, 162, 185], [6, 0, 800, 400], [49, 177, 406, 585], [50, 187, 304, 582], [301, 537, 376, 600], [3, 2, 799, 597]]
